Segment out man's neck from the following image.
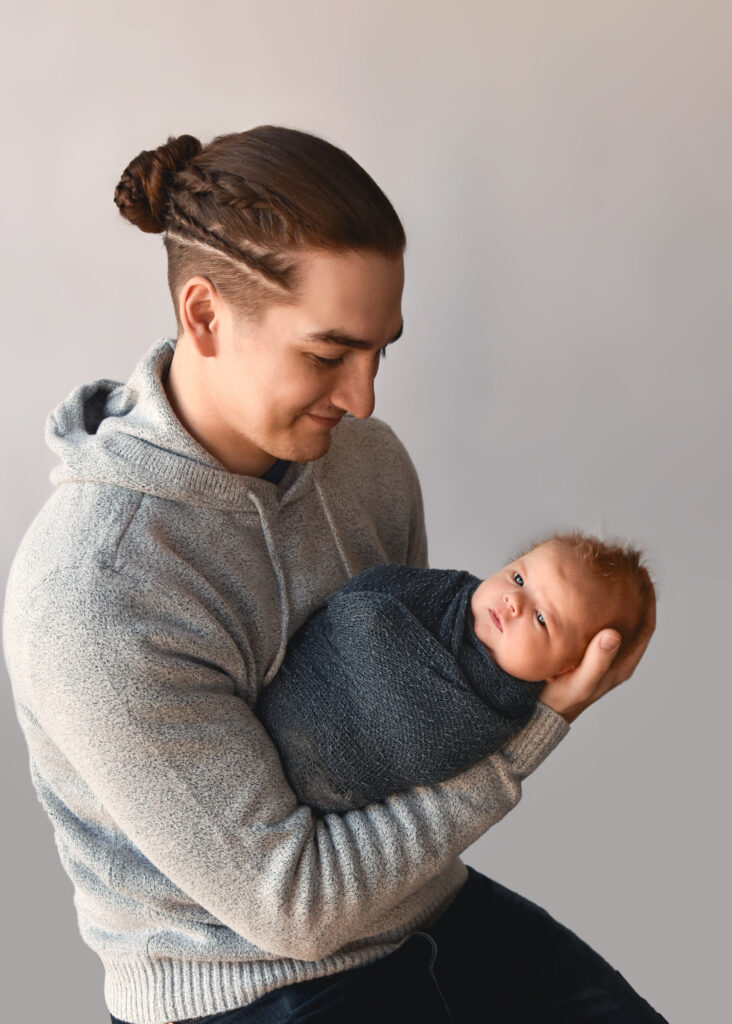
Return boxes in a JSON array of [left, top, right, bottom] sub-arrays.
[[164, 338, 277, 477]]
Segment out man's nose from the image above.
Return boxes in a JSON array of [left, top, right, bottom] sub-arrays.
[[330, 362, 376, 420]]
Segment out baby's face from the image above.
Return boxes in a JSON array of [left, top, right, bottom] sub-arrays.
[[471, 542, 598, 682]]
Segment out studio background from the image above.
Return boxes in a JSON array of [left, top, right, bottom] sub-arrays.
[[2, 2, 729, 1021]]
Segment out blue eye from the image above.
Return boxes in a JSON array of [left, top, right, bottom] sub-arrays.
[[512, 572, 524, 586], [536, 611, 547, 628]]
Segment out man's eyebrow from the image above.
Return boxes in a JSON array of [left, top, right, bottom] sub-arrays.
[[304, 321, 404, 350]]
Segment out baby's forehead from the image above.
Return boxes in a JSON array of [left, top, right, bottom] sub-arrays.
[[520, 542, 620, 605], [514, 540, 578, 574]]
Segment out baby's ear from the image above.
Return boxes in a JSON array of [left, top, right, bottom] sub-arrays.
[[545, 664, 576, 684]]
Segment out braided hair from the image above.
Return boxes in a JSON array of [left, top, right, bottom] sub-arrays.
[[114, 127, 406, 328]]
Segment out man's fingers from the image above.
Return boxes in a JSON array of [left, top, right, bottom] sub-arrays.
[[577, 629, 621, 694], [540, 590, 656, 724], [539, 629, 622, 721], [599, 632, 621, 652]]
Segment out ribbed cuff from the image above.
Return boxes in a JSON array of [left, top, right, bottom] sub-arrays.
[[500, 702, 570, 777]]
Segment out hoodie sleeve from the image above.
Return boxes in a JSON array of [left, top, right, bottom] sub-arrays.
[[6, 562, 568, 963]]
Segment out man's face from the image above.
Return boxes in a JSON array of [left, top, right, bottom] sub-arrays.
[[470, 542, 598, 682], [200, 248, 404, 474]]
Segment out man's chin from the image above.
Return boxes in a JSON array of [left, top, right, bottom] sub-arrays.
[[272, 433, 333, 464]]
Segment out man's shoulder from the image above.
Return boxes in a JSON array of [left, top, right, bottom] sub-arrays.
[[317, 416, 426, 568], [5, 485, 140, 603], [326, 415, 417, 478]]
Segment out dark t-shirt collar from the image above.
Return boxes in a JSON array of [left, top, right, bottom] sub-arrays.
[[260, 459, 291, 485]]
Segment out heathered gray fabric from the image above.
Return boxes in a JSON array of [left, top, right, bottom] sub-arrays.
[[3, 338, 568, 1024], [258, 565, 543, 813]]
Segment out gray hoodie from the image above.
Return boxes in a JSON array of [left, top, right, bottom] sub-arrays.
[[3, 338, 568, 1024]]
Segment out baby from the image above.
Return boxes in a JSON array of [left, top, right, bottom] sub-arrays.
[[257, 532, 654, 814]]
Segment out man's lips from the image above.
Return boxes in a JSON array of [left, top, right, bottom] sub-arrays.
[[489, 609, 503, 632], [307, 413, 344, 428]]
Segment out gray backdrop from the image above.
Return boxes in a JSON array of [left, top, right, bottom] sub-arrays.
[[2, 2, 729, 1020]]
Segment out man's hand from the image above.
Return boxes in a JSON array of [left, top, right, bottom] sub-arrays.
[[539, 595, 656, 724]]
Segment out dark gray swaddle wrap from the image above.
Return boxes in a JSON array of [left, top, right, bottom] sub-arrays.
[[257, 564, 543, 814]]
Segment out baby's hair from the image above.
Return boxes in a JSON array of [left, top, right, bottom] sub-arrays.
[[519, 531, 655, 660], [113, 127, 406, 330]]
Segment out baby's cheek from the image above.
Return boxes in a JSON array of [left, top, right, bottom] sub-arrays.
[[502, 644, 544, 683]]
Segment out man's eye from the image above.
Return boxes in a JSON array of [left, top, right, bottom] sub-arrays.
[[536, 611, 547, 628], [512, 572, 524, 586], [312, 354, 344, 368]]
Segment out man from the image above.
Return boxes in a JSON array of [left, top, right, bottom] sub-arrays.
[[4, 126, 662, 1023]]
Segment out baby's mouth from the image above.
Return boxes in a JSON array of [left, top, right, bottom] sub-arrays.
[[489, 609, 503, 632]]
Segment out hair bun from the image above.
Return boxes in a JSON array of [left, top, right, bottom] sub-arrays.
[[114, 134, 203, 233]]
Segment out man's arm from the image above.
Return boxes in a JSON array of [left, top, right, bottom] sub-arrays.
[[7, 563, 568, 962], [259, 588, 542, 813]]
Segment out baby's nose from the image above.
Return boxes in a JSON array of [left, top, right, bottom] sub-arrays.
[[503, 592, 521, 616]]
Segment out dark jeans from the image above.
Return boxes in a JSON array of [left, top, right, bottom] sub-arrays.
[[111, 869, 668, 1023]]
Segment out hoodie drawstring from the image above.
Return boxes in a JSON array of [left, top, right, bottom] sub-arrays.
[[314, 476, 354, 580], [248, 474, 353, 686], [247, 491, 291, 686]]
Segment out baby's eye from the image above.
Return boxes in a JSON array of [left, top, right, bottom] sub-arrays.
[[536, 611, 547, 628], [512, 572, 524, 586]]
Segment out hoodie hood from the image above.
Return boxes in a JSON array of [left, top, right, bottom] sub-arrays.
[[46, 338, 315, 513], [45, 338, 344, 685]]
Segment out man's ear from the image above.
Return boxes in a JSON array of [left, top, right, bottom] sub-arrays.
[[179, 276, 221, 356], [545, 664, 576, 684]]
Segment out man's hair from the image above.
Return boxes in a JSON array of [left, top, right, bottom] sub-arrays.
[[521, 531, 656, 661], [113, 127, 406, 329]]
